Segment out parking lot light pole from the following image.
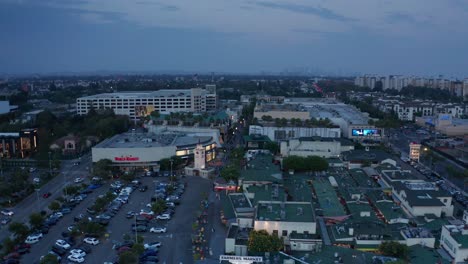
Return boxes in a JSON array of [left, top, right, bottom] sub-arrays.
[[170, 159, 174, 184], [134, 214, 138, 243]]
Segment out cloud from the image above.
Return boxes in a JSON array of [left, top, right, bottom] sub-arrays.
[[14, 0, 468, 38], [252, 1, 356, 22]]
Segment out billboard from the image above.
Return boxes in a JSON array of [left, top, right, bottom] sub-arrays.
[[352, 128, 382, 137]]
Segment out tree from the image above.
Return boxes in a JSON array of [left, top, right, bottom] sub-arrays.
[[264, 141, 279, 154], [78, 221, 106, 237], [48, 201, 61, 212], [132, 243, 145, 255], [261, 115, 273, 122], [150, 110, 160, 119], [40, 254, 60, 264], [29, 213, 45, 230], [151, 199, 167, 215], [119, 251, 138, 264], [248, 230, 283, 252], [282, 155, 329, 172], [8, 222, 30, 240], [379, 241, 409, 259], [220, 165, 240, 182], [93, 159, 113, 179], [2, 237, 16, 254]]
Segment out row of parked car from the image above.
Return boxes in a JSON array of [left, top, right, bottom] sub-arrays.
[[412, 162, 468, 207], [112, 240, 160, 264], [3, 184, 95, 263]]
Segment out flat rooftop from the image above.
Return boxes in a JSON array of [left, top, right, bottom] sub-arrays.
[[256, 202, 315, 222], [254, 103, 307, 112], [312, 177, 346, 217], [245, 184, 284, 205], [78, 89, 199, 100], [94, 132, 212, 149], [241, 154, 283, 183]]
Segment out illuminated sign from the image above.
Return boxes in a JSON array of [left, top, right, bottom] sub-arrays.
[[114, 156, 139, 162], [352, 129, 382, 137], [219, 255, 263, 262], [439, 115, 451, 120]]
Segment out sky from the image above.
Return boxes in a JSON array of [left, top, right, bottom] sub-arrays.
[[1, 0, 468, 77]]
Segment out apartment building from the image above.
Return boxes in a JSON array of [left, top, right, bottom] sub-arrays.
[[76, 86, 216, 119]]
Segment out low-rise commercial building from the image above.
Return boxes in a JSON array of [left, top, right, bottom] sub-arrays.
[[254, 201, 321, 252], [249, 125, 341, 141], [440, 223, 468, 263], [91, 131, 218, 171], [253, 103, 310, 121], [391, 181, 453, 218], [280, 137, 354, 158]]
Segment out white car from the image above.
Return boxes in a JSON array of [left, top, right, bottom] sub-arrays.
[[52, 212, 64, 218], [83, 237, 99, 245], [149, 227, 167, 233], [156, 214, 171, 220], [140, 210, 154, 216], [69, 249, 86, 257], [74, 177, 84, 183], [144, 242, 161, 250], [67, 254, 85, 263], [55, 239, 71, 249], [1, 209, 14, 216], [25, 233, 43, 244]]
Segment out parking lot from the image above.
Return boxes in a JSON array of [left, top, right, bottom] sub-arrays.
[[38, 175, 213, 264]]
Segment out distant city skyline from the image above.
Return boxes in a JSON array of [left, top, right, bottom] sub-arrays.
[[1, 0, 468, 77]]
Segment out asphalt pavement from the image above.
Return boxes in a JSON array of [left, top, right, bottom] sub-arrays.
[[0, 154, 92, 243], [88, 175, 213, 264]]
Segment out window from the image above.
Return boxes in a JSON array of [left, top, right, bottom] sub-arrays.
[[282, 230, 288, 236], [272, 230, 278, 236]]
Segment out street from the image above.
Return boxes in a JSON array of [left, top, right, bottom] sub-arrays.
[[0, 154, 92, 243]]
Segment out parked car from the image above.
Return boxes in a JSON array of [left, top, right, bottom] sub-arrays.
[[83, 237, 99, 245], [51, 245, 68, 256], [156, 214, 170, 220], [132, 225, 148, 232], [126, 211, 136, 219], [1, 218, 11, 225], [67, 254, 85, 263], [1, 209, 14, 216], [144, 241, 161, 250], [55, 239, 71, 249], [74, 177, 84, 183], [69, 249, 86, 257], [149, 227, 166, 233], [3, 252, 20, 260], [25, 233, 43, 244]]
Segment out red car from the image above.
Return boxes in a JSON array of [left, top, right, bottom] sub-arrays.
[[3, 252, 20, 260], [42, 192, 52, 198]]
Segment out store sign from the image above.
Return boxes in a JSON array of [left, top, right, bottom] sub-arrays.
[[219, 255, 263, 263], [114, 156, 139, 162]]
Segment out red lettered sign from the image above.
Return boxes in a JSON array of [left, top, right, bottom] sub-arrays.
[[114, 156, 139, 161]]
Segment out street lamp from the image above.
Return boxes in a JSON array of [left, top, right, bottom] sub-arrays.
[[35, 189, 40, 211], [134, 213, 138, 244], [170, 159, 174, 184]]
